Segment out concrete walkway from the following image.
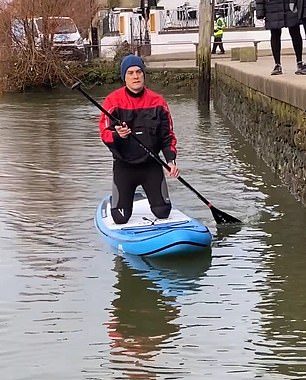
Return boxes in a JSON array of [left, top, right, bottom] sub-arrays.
[[144, 47, 302, 68], [216, 55, 306, 110], [144, 50, 229, 68]]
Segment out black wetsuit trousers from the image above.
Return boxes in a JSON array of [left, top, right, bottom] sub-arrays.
[[110, 160, 171, 224]]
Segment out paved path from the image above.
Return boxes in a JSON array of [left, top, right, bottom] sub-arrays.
[[144, 50, 229, 68], [144, 48, 304, 69], [217, 55, 306, 109], [219, 54, 306, 80]]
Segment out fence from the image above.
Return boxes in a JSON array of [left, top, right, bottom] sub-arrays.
[[159, 4, 255, 31]]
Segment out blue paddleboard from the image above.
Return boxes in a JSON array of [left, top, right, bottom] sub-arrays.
[[95, 193, 212, 258]]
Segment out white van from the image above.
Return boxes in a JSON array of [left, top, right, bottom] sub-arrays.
[[12, 16, 85, 60]]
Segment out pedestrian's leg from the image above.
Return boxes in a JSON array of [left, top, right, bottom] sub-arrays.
[[142, 162, 171, 219], [288, 24, 306, 74], [303, 18, 306, 38], [289, 24, 303, 62], [215, 36, 222, 52], [212, 37, 217, 53], [270, 28, 281, 64], [270, 28, 283, 75], [219, 37, 225, 53]]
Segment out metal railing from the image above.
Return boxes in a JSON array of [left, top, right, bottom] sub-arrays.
[[160, 5, 255, 31]]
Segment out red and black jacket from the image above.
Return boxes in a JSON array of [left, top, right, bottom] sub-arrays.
[[99, 86, 177, 164]]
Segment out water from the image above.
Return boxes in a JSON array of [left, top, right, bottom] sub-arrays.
[[0, 87, 305, 380]]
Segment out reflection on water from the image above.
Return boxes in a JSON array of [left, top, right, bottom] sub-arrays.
[[105, 253, 212, 379], [122, 251, 212, 296], [0, 89, 305, 379], [213, 224, 243, 247]]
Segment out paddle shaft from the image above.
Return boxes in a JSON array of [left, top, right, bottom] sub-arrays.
[[74, 84, 212, 208]]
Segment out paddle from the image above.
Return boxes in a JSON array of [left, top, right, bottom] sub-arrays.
[[71, 82, 241, 224]]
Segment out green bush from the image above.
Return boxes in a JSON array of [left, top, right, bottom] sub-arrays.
[[79, 60, 120, 85]]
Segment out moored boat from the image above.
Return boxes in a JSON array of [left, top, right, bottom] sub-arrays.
[[95, 193, 212, 258]]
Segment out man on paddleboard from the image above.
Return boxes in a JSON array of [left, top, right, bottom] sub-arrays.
[[99, 54, 179, 224]]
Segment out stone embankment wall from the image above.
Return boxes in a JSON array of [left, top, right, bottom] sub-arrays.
[[214, 67, 306, 205]]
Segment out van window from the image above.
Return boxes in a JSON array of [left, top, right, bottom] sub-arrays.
[[11, 19, 38, 40], [11, 20, 25, 40], [35, 18, 77, 34]]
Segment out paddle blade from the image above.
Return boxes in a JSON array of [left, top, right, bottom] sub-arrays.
[[210, 205, 242, 224]]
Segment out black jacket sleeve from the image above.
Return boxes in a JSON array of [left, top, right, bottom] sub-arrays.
[[256, 0, 266, 19]]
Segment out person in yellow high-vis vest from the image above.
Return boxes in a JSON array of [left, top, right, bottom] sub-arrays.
[[211, 13, 226, 54]]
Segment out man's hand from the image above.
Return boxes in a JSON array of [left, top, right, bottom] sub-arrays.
[[166, 162, 179, 178], [115, 122, 131, 139]]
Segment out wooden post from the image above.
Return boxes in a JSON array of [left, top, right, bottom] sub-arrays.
[[198, 0, 214, 105]]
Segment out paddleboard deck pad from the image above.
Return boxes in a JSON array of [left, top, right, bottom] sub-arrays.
[[95, 193, 212, 258]]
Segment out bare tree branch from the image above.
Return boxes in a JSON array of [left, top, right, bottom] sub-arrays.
[[0, 0, 97, 92]]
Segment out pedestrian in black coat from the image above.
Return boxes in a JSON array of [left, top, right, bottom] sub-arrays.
[[296, 0, 306, 36], [256, 0, 306, 74]]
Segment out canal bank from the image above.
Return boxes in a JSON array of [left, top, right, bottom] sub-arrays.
[[145, 52, 306, 205], [214, 55, 306, 206]]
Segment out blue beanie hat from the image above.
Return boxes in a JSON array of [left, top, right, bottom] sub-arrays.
[[120, 54, 145, 81]]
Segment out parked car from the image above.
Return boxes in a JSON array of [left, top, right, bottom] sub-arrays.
[[11, 16, 85, 60]]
